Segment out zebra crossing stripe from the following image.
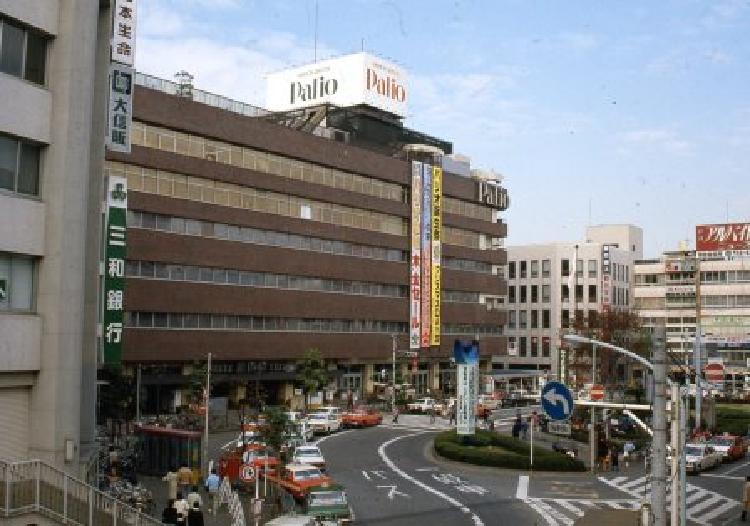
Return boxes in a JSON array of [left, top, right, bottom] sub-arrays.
[[620, 476, 648, 490], [555, 500, 584, 516], [698, 500, 739, 522], [689, 495, 724, 515], [524, 499, 557, 526], [535, 500, 575, 526], [685, 488, 709, 505]]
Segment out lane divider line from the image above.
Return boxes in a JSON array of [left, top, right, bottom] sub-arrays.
[[377, 432, 485, 526]]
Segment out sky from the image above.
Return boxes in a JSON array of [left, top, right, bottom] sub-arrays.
[[135, 0, 750, 258]]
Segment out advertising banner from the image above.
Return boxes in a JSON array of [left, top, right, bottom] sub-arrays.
[[409, 163, 423, 350], [454, 340, 479, 436], [107, 64, 133, 153], [103, 176, 128, 364], [430, 167, 442, 346], [111, 0, 137, 66], [696, 223, 750, 251], [420, 164, 432, 347]]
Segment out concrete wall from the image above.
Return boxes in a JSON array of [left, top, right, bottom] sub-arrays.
[[0, 314, 41, 371], [0, 0, 59, 35], [0, 194, 46, 256], [0, 75, 51, 143]]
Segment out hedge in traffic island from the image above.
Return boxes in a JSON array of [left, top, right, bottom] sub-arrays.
[[434, 430, 586, 472]]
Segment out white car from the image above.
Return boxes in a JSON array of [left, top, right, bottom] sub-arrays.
[[292, 445, 327, 471], [307, 412, 341, 434], [685, 443, 723, 473], [407, 398, 444, 413]]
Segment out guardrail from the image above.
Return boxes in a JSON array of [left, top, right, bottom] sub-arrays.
[[0, 459, 162, 525], [219, 476, 245, 526]]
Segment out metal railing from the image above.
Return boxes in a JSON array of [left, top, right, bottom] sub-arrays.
[[0, 459, 162, 525]]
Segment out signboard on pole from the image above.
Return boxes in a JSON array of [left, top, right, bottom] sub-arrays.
[[454, 340, 479, 436], [541, 382, 574, 421], [705, 362, 725, 383], [548, 421, 572, 436], [409, 163, 422, 349], [103, 176, 128, 364], [590, 384, 605, 401], [430, 166, 442, 346]]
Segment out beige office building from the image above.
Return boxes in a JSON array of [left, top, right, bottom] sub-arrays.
[[0, 1, 110, 474]]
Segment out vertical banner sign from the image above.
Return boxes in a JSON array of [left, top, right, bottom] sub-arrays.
[[111, 0, 137, 67], [103, 176, 128, 364], [420, 164, 433, 347], [107, 64, 133, 153], [409, 163, 423, 350], [430, 167, 442, 346], [454, 340, 479, 436]]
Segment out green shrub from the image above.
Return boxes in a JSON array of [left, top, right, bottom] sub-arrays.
[[434, 429, 585, 472]]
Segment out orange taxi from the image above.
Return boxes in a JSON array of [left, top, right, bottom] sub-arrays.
[[265, 463, 334, 500], [341, 407, 383, 428]]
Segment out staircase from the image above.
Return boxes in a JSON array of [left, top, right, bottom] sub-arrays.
[[0, 459, 162, 525]]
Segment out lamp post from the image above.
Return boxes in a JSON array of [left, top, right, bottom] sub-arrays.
[[391, 335, 397, 412]]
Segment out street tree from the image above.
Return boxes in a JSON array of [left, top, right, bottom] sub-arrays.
[[297, 349, 331, 410], [262, 407, 289, 455]]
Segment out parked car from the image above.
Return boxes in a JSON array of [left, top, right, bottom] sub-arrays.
[[707, 435, 746, 461], [292, 445, 327, 471], [308, 412, 341, 435], [407, 397, 444, 413], [342, 408, 382, 428], [264, 463, 333, 501], [685, 443, 723, 473], [304, 483, 354, 524]]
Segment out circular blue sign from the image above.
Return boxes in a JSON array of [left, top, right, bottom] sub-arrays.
[[541, 382, 574, 421]]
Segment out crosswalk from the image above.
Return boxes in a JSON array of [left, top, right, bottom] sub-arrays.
[[523, 497, 639, 526], [598, 474, 740, 525]]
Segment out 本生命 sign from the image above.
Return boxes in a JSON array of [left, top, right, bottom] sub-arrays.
[[454, 340, 479, 436], [111, 0, 137, 66], [266, 52, 408, 117], [696, 223, 750, 251]]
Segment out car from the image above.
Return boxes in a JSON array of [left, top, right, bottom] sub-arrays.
[[478, 394, 500, 410], [342, 408, 382, 428], [307, 412, 341, 434], [242, 445, 281, 477], [292, 445, 327, 471], [707, 435, 746, 461], [685, 443, 723, 473], [407, 397, 444, 413], [265, 463, 333, 500], [304, 483, 354, 524]]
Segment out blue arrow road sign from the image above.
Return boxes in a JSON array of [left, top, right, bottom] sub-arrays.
[[541, 382, 574, 421]]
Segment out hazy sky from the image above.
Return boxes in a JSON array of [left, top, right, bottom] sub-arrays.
[[135, 0, 750, 257]]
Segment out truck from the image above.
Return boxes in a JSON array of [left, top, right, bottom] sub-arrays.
[[304, 483, 354, 525]]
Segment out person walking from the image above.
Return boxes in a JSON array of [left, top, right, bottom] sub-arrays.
[[428, 406, 436, 425], [186, 486, 202, 510], [449, 404, 456, 426], [173, 492, 189, 525], [742, 475, 750, 521], [162, 467, 179, 501], [187, 501, 205, 526], [610, 444, 620, 472], [205, 468, 221, 516], [177, 464, 193, 497], [161, 499, 178, 525], [392, 406, 399, 424]]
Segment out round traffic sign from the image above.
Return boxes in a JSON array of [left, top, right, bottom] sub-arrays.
[[705, 363, 725, 382], [590, 384, 605, 401], [240, 464, 255, 482], [541, 381, 574, 421]]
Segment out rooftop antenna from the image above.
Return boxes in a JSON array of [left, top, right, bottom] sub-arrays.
[[314, 0, 318, 62], [587, 197, 592, 227], [361, 38, 365, 52]]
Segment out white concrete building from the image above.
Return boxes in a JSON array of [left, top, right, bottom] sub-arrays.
[[502, 225, 642, 379], [634, 247, 750, 390], [0, 1, 109, 475]]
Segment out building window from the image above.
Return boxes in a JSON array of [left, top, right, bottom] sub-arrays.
[[542, 259, 551, 278], [577, 259, 583, 277], [542, 309, 550, 329], [520, 260, 527, 278], [0, 134, 41, 196], [508, 261, 516, 280], [575, 284, 583, 302], [530, 260, 538, 278], [561, 284, 569, 302], [588, 310, 598, 326], [542, 338, 550, 357], [561, 310, 570, 328], [531, 285, 538, 303], [542, 284, 550, 303], [508, 286, 516, 304], [588, 284, 597, 303], [0, 19, 47, 85], [508, 310, 516, 329], [0, 252, 35, 311], [520, 285, 527, 303], [519, 310, 528, 329], [561, 259, 570, 277], [531, 310, 538, 329], [588, 259, 597, 278], [519, 336, 527, 357]]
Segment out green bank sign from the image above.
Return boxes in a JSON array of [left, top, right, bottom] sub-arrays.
[[103, 176, 127, 364]]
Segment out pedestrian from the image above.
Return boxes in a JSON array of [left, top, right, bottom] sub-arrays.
[[742, 475, 750, 521], [108, 446, 120, 469], [623, 441, 634, 468], [178, 464, 193, 496], [205, 468, 221, 515], [610, 444, 620, 472], [428, 406, 436, 424], [174, 492, 189, 524], [186, 485, 202, 510], [162, 466, 179, 501], [162, 499, 178, 525], [187, 501, 205, 526], [449, 405, 456, 425], [392, 406, 399, 424]]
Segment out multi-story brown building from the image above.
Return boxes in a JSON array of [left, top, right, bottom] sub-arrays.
[[105, 72, 508, 411]]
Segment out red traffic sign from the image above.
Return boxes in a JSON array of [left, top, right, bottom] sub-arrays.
[[240, 464, 255, 482], [705, 363, 725, 382], [590, 384, 605, 401]]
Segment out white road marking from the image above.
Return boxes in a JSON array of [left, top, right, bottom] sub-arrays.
[[377, 432, 485, 526], [722, 459, 750, 475], [416, 467, 440, 472], [700, 473, 744, 481], [315, 429, 354, 445], [377, 485, 410, 499], [362, 471, 370, 481], [698, 499, 739, 522], [516, 475, 529, 499]]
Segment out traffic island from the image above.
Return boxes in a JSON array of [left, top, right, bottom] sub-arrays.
[[433, 430, 586, 472]]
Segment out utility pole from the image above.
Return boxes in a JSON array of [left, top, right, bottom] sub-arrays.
[[391, 334, 397, 412], [136, 364, 141, 422], [590, 343, 597, 473], [670, 383, 680, 526], [651, 325, 667, 526], [203, 352, 212, 477], [694, 253, 703, 433]]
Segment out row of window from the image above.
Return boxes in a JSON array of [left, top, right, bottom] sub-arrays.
[[638, 271, 750, 286], [703, 295, 750, 308], [108, 162, 406, 237], [125, 311, 502, 335], [127, 210, 406, 262], [0, 17, 47, 85], [508, 258, 630, 283], [0, 252, 34, 311], [508, 259, 552, 279], [637, 295, 750, 309], [508, 336, 551, 358], [507, 309, 552, 330], [0, 134, 40, 196], [442, 257, 492, 274]]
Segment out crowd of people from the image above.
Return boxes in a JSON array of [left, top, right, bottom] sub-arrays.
[[160, 466, 221, 524]]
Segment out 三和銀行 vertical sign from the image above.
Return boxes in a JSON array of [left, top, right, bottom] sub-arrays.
[[103, 176, 128, 364]]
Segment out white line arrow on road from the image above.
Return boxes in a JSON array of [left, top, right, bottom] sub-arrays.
[[543, 389, 569, 415], [377, 485, 410, 499]]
